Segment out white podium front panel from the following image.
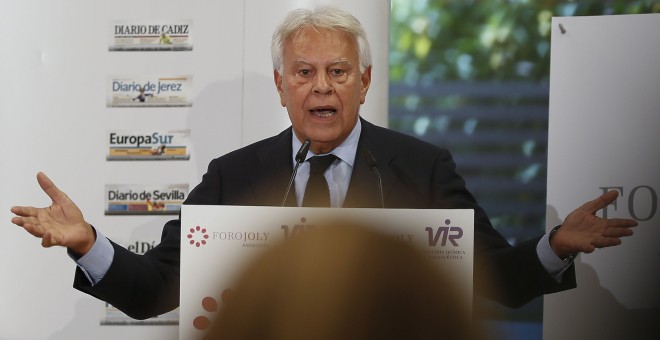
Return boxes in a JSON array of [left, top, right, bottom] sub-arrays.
[[180, 206, 474, 339]]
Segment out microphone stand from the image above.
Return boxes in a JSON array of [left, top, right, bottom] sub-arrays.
[[362, 148, 384, 208], [281, 139, 311, 206]]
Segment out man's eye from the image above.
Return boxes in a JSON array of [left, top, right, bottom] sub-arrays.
[[331, 69, 345, 76], [298, 69, 311, 76]]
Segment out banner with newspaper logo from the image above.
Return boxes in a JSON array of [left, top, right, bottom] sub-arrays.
[[105, 184, 189, 215], [107, 75, 193, 107], [107, 129, 191, 161], [109, 20, 193, 51]]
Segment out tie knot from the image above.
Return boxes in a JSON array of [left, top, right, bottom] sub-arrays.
[[308, 154, 337, 176]]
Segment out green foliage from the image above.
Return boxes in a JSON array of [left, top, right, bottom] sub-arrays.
[[390, 0, 660, 82]]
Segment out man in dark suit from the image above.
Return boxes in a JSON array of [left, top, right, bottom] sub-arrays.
[[11, 6, 637, 320]]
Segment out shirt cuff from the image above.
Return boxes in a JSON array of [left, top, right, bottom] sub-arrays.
[[68, 228, 114, 285], [536, 232, 574, 282]]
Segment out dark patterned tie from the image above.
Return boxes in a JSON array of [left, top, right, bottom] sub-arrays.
[[302, 155, 337, 207]]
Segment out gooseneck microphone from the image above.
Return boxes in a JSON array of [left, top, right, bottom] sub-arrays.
[[281, 139, 311, 206], [362, 148, 385, 208]]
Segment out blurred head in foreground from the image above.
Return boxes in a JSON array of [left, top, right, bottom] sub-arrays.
[[204, 221, 482, 340]]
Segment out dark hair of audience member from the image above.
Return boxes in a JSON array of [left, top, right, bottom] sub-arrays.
[[203, 220, 484, 340]]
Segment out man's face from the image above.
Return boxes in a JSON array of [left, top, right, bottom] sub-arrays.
[[275, 27, 371, 154]]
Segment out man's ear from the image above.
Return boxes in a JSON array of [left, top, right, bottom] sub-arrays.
[[274, 69, 286, 107], [359, 65, 372, 105]]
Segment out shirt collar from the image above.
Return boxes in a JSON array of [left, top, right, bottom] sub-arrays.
[[291, 118, 361, 167]]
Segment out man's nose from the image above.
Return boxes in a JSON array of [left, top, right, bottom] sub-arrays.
[[313, 72, 334, 95]]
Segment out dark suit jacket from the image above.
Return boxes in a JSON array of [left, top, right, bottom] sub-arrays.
[[74, 118, 575, 319]]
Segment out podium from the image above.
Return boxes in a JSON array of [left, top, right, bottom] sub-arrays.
[[180, 206, 474, 339]]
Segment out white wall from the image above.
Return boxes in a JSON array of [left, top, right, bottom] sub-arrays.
[[545, 13, 660, 340], [0, 0, 389, 338]]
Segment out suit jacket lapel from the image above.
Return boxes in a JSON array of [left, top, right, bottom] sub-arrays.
[[344, 119, 397, 208]]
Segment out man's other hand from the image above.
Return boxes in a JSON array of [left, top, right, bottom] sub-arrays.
[[551, 191, 638, 258], [11, 172, 95, 256]]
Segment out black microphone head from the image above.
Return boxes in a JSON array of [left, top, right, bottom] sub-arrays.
[[296, 139, 311, 163], [283, 139, 311, 207]]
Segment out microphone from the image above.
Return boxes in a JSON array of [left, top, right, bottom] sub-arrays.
[[362, 148, 384, 208], [281, 139, 311, 206]]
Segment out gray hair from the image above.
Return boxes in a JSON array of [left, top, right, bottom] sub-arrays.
[[271, 6, 372, 74]]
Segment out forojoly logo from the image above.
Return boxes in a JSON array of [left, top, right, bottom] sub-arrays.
[[187, 225, 209, 247]]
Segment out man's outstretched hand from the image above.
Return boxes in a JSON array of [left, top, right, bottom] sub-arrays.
[[11, 172, 95, 256], [551, 191, 638, 259]]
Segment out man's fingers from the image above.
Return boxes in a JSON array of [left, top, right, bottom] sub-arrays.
[[593, 236, 622, 248], [607, 217, 638, 228], [11, 216, 42, 231], [580, 190, 619, 214], [10, 216, 23, 227], [36, 172, 69, 205], [18, 216, 41, 227], [21, 222, 46, 238], [10, 206, 38, 217], [602, 226, 635, 238]]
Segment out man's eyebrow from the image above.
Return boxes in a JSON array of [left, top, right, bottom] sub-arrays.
[[290, 58, 352, 66], [292, 58, 311, 65], [328, 58, 352, 66]]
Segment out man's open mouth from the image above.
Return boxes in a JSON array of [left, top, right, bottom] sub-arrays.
[[309, 107, 337, 118]]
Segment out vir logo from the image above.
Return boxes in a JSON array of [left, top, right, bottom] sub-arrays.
[[425, 219, 463, 246], [187, 225, 209, 247], [281, 217, 316, 239]]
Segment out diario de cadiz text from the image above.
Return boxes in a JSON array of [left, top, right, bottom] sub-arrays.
[[114, 24, 189, 36]]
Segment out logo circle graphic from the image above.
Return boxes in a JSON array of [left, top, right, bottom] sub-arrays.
[[187, 225, 209, 247]]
